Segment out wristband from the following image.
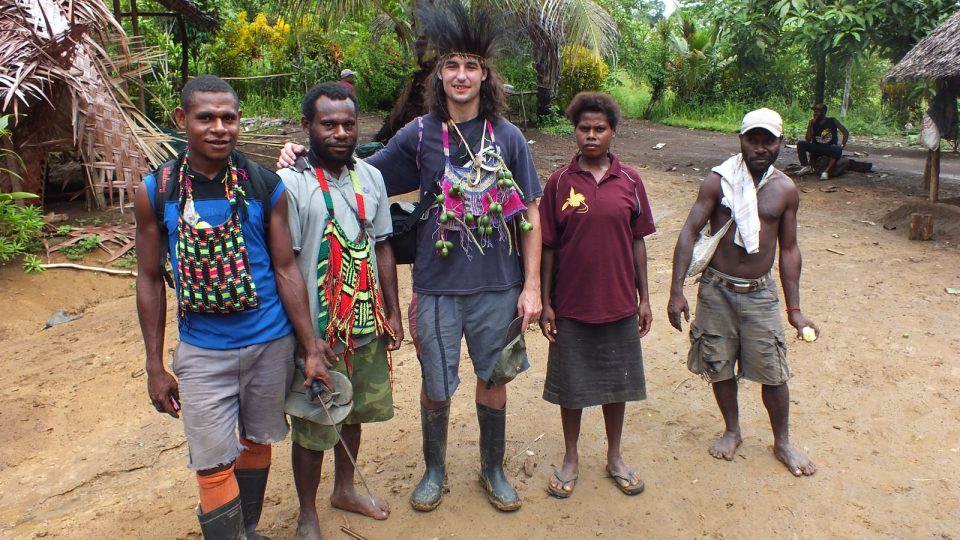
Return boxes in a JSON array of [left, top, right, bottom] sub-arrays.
[[786, 306, 801, 313]]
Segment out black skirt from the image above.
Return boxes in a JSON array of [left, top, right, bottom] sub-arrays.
[[542, 315, 646, 409]]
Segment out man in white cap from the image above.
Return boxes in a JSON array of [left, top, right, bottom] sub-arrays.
[[667, 108, 819, 477], [339, 69, 356, 95]]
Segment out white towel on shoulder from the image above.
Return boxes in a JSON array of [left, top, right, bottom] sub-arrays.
[[711, 154, 774, 254]]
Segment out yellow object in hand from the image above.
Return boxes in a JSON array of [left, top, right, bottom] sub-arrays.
[[802, 326, 817, 342]]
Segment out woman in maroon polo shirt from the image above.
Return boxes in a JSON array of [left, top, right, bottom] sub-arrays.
[[539, 92, 655, 498]]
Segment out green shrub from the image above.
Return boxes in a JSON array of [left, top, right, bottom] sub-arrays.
[[61, 234, 101, 261], [329, 24, 414, 111], [0, 192, 43, 263], [557, 46, 609, 112]]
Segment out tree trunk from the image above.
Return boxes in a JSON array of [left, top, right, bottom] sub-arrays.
[[929, 148, 940, 203], [840, 57, 853, 117], [373, 63, 434, 143], [531, 26, 560, 118], [373, 0, 433, 143], [814, 49, 827, 104]]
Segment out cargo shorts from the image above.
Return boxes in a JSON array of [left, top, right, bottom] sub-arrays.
[[687, 268, 790, 385]]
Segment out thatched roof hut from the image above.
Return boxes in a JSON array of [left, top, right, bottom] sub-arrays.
[[884, 9, 960, 204], [0, 0, 175, 209], [884, 10, 960, 82]]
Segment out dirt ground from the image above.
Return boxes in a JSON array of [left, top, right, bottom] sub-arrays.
[[1, 115, 959, 539]]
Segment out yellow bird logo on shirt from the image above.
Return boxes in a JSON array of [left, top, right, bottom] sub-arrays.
[[561, 187, 589, 213]]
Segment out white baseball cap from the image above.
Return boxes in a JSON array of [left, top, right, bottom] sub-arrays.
[[340, 69, 357, 78], [740, 108, 783, 137]]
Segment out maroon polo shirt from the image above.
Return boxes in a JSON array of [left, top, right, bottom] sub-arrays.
[[540, 153, 656, 324]]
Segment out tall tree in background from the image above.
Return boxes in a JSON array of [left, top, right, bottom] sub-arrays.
[[775, 0, 959, 106]]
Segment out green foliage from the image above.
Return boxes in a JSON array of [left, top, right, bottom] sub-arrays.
[[144, 30, 182, 124], [0, 114, 24, 180], [538, 114, 575, 136], [61, 235, 101, 261], [0, 115, 42, 265], [22, 254, 43, 273], [111, 253, 138, 270], [0, 193, 43, 263], [202, 11, 292, 78], [557, 46, 610, 111], [331, 25, 414, 110], [665, 17, 733, 105], [498, 48, 538, 92]]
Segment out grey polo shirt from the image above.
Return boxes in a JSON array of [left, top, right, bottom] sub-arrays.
[[278, 158, 392, 349]]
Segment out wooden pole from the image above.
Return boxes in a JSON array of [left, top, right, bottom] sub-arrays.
[[923, 150, 932, 191], [909, 213, 933, 241], [177, 13, 188, 88], [929, 147, 940, 203], [112, 0, 121, 21], [130, 0, 146, 112]]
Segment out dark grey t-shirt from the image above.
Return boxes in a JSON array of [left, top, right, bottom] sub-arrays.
[[367, 113, 541, 295]]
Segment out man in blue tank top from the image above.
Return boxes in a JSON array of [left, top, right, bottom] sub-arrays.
[[135, 76, 335, 539]]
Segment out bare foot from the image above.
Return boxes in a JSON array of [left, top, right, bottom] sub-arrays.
[[708, 431, 742, 461], [295, 512, 323, 540], [330, 489, 390, 520], [774, 442, 816, 476]]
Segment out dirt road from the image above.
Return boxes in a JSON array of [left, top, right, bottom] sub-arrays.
[[1, 118, 958, 539]]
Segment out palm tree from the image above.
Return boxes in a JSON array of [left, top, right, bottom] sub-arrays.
[[282, 0, 617, 139]]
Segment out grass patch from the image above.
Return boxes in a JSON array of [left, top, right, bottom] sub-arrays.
[[538, 115, 574, 136], [241, 92, 303, 120], [603, 77, 910, 143]]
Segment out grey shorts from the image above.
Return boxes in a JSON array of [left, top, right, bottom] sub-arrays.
[[171, 334, 295, 471], [416, 287, 528, 401], [687, 268, 789, 385]]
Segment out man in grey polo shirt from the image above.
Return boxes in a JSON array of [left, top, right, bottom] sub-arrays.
[[278, 82, 403, 538]]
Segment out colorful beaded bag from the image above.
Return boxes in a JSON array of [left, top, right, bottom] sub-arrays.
[[431, 119, 534, 257], [314, 166, 389, 371], [174, 154, 259, 319]]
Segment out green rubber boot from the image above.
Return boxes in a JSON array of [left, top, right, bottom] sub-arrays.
[[235, 467, 270, 540], [197, 495, 246, 540], [477, 403, 521, 512], [410, 404, 450, 511]]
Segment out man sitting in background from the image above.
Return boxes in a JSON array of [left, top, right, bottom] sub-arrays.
[[797, 103, 849, 180]]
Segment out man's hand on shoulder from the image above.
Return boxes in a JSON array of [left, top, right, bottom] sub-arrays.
[[277, 142, 307, 170]]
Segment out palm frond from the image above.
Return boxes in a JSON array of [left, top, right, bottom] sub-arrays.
[[540, 0, 618, 57], [0, 0, 175, 206]]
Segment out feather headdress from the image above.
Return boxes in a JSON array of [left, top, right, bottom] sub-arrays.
[[417, 0, 504, 62]]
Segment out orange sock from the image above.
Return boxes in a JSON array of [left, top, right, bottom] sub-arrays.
[[236, 438, 271, 470], [196, 463, 239, 514]]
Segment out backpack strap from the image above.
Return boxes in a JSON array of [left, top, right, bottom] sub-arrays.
[[233, 153, 272, 230], [149, 156, 181, 288], [403, 115, 439, 230]]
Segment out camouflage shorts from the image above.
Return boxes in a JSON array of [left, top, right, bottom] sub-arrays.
[[291, 337, 394, 451]]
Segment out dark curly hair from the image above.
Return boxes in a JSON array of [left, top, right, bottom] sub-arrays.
[[301, 82, 358, 121], [565, 92, 621, 131], [181, 75, 238, 111]]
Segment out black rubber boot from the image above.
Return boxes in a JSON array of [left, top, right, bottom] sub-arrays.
[[235, 467, 270, 540], [476, 403, 521, 512], [410, 404, 450, 511], [197, 495, 246, 540]]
